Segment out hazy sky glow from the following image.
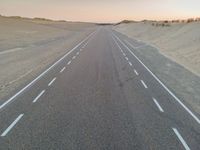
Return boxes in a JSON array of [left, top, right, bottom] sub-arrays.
[[0, 0, 200, 23]]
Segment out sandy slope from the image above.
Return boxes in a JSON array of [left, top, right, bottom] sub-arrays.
[[0, 16, 95, 51], [114, 21, 200, 76], [0, 16, 96, 101]]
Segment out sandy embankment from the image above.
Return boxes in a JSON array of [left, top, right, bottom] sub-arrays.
[[114, 21, 200, 76], [0, 16, 95, 51], [0, 16, 96, 101]]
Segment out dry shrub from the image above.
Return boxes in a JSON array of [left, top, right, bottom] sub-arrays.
[[187, 18, 194, 23]]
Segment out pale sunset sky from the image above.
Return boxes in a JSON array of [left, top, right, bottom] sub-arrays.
[[0, 0, 200, 23]]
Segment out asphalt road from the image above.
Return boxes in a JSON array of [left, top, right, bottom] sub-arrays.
[[0, 27, 200, 149]]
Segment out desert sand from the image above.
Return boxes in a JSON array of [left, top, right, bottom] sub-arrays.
[[114, 21, 200, 76], [0, 16, 95, 51], [0, 15, 96, 100]]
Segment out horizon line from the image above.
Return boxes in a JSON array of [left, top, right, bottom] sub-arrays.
[[1, 14, 200, 24]]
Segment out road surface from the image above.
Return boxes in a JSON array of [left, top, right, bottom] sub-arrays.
[[0, 27, 200, 149]]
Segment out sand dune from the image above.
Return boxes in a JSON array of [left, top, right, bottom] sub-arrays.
[[0, 16, 95, 51], [114, 21, 200, 76], [0, 15, 96, 100]]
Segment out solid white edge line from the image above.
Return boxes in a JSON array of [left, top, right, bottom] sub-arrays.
[[153, 98, 164, 112], [140, 80, 148, 89], [1, 114, 24, 137], [60, 67, 66, 73], [48, 77, 57, 87], [32, 90, 45, 103], [172, 128, 190, 150], [0, 31, 96, 110], [112, 32, 200, 124]]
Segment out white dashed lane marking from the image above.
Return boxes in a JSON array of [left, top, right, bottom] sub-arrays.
[[128, 61, 132, 66], [153, 98, 164, 112], [67, 61, 71, 65], [140, 80, 148, 89], [60, 67, 66, 73], [172, 128, 190, 150], [134, 69, 139, 76], [32, 90, 45, 103], [48, 77, 56, 87], [1, 114, 24, 137]]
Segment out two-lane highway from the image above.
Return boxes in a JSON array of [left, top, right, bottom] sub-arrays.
[[0, 27, 200, 149]]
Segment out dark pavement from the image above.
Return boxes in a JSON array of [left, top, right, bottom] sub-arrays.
[[0, 27, 199, 150]]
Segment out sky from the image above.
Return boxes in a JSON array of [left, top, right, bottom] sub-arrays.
[[0, 0, 200, 23]]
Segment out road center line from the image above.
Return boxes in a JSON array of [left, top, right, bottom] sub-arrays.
[[60, 67, 66, 73], [48, 77, 56, 87], [153, 98, 164, 112], [172, 128, 190, 150], [67, 61, 71, 65], [1, 114, 24, 137], [140, 80, 148, 89], [112, 33, 200, 124], [32, 90, 45, 103]]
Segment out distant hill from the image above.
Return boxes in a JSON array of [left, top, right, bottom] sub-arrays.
[[0, 15, 67, 22], [115, 20, 137, 25]]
